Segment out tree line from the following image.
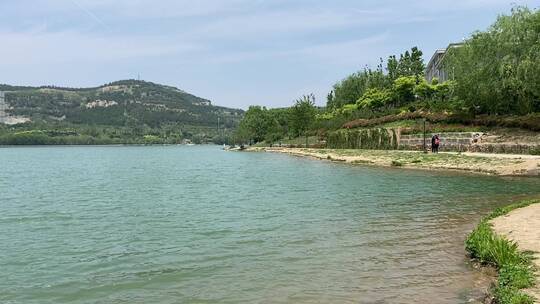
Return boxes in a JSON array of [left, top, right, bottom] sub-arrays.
[[324, 6, 540, 119], [234, 95, 317, 146], [235, 6, 540, 146], [445, 6, 540, 115]]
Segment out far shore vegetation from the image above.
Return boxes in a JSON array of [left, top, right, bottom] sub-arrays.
[[0, 80, 242, 145]]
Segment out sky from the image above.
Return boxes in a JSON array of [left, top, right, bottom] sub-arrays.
[[0, 0, 538, 109]]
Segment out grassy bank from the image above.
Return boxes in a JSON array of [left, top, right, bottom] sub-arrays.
[[247, 147, 540, 176], [466, 199, 540, 304], [252, 136, 322, 148]]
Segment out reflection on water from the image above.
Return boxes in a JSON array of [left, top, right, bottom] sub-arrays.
[[1, 146, 538, 303]]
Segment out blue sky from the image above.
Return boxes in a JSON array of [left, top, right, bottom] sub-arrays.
[[0, 0, 538, 109]]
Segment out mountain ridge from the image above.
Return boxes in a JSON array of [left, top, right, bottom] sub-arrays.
[[0, 79, 243, 144], [0, 79, 242, 126]]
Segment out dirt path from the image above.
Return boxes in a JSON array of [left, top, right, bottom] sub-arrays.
[[491, 204, 540, 302], [457, 152, 540, 175], [244, 147, 540, 176]]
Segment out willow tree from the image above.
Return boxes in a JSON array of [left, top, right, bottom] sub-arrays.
[[445, 7, 540, 115]]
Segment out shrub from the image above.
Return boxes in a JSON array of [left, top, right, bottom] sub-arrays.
[[356, 88, 393, 109], [433, 80, 456, 102], [393, 76, 416, 105], [326, 128, 398, 150], [342, 111, 451, 129], [341, 103, 359, 115], [413, 79, 436, 100], [341, 111, 540, 132]]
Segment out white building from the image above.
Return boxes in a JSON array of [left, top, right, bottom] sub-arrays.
[[425, 43, 463, 83]]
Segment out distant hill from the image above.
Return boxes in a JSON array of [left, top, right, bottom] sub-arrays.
[[0, 79, 243, 128], [0, 80, 243, 145]]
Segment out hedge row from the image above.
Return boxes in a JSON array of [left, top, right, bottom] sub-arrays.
[[327, 128, 398, 150], [342, 112, 540, 132]]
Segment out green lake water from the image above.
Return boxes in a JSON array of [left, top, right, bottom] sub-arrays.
[[1, 145, 539, 304]]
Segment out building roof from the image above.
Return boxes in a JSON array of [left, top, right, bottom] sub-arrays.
[[426, 43, 464, 71], [426, 49, 446, 70]]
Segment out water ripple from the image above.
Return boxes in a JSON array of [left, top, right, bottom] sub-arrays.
[[1, 146, 539, 304]]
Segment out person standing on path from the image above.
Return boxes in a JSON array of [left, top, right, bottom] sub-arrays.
[[434, 135, 441, 153], [431, 134, 437, 153]]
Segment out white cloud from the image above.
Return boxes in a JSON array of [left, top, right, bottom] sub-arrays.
[[12, 0, 259, 19], [0, 29, 198, 65], [0, 0, 537, 108], [404, 0, 538, 12], [190, 33, 388, 66], [186, 8, 388, 39]]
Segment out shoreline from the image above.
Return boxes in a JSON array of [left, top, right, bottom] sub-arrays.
[[243, 146, 540, 301], [491, 203, 540, 302], [467, 199, 540, 303], [244, 147, 540, 176], [0, 143, 215, 148]]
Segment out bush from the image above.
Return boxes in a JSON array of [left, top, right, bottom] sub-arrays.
[[356, 88, 393, 109], [393, 76, 416, 105], [342, 111, 451, 129], [413, 79, 436, 100], [342, 111, 540, 132], [468, 114, 540, 132], [341, 103, 359, 115], [326, 128, 398, 150]]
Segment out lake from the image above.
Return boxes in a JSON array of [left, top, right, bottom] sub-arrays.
[[1, 145, 539, 303]]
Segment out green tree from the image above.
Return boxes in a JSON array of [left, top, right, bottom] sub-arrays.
[[409, 46, 425, 77], [413, 79, 436, 100], [327, 46, 425, 111], [445, 6, 540, 115], [290, 94, 317, 147], [267, 108, 291, 142], [236, 106, 274, 143], [393, 76, 417, 106], [433, 80, 456, 103], [326, 68, 389, 110], [387, 55, 399, 80], [356, 88, 393, 110], [327, 72, 370, 110], [394, 47, 425, 79]]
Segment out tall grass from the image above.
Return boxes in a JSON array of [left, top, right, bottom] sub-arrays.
[[466, 199, 539, 304]]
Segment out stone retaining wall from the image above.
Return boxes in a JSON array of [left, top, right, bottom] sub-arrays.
[[326, 128, 538, 155], [399, 132, 478, 151], [399, 132, 539, 154]]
